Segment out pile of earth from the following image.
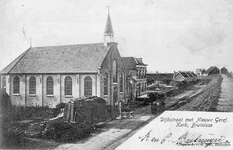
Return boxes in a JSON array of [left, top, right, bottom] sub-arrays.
[[4, 96, 111, 143]]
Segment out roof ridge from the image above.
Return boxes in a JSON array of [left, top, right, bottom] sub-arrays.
[[122, 56, 135, 58], [31, 43, 104, 49]]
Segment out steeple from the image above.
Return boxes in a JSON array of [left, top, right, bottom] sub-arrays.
[[104, 7, 114, 46]]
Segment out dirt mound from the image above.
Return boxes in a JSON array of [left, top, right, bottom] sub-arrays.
[[178, 75, 222, 111], [71, 96, 108, 124]]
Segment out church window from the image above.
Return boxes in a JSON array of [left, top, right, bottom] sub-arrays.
[[113, 60, 117, 83], [120, 73, 123, 92], [104, 73, 108, 95], [29, 76, 36, 94], [84, 76, 92, 97], [46, 76, 53, 95], [13, 76, 20, 94], [65, 76, 72, 95]]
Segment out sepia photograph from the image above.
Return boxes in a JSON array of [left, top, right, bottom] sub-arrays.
[[0, 0, 233, 149]]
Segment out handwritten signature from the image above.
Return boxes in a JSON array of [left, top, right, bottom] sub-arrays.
[[139, 130, 231, 147]]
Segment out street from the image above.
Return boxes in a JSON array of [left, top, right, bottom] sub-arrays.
[[216, 75, 233, 111], [55, 80, 208, 150]]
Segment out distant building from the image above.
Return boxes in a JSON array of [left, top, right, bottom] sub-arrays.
[[196, 68, 205, 76], [203, 66, 220, 76], [220, 67, 229, 75], [0, 11, 127, 112], [173, 71, 197, 82], [122, 57, 147, 99], [146, 73, 173, 85]]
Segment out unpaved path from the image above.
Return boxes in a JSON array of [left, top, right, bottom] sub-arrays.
[[165, 84, 205, 109], [56, 106, 156, 150], [216, 75, 233, 112]]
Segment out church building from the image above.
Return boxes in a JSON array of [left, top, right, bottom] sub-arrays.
[[0, 11, 127, 108]]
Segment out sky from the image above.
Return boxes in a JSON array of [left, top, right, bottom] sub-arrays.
[[0, 0, 233, 73]]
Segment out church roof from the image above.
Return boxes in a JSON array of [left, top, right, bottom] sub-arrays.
[[122, 57, 147, 70], [104, 12, 114, 35], [1, 43, 109, 74]]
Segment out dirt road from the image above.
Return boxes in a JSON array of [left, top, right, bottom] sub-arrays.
[[55, 84, 206, 150], [216, 75, 233, 112], [56, 106, 158, 150]]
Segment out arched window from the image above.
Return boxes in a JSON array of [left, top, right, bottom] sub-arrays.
[[65, 76, 72, 95], [46, 76, 53, 95], [2, 76, 6, 88], [84, 76, 92, 97], [29, 76, 36, 94], [113, 60, 117, 83], [13, 76, 20, 94], [120, 73, 123, 92], [104, 73, 108, 95]]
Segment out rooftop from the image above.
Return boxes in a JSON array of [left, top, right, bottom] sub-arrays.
[[1, 43, 109, 74]]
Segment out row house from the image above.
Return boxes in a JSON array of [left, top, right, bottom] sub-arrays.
[[173, 71, 197, 82]]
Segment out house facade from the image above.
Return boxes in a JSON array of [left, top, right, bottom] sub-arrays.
[[0, 11, 127, 109], [122, 57, 147, 100]]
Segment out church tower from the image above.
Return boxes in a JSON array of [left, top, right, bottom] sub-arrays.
[[104, 9, 114, 46]]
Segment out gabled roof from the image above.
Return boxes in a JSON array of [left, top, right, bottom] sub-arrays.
[[122, 57, 147, 70], [186, 72, 193, 77], [204, 66, 219, 74], [190, 72, 197, 77], [180, 72, 189, 78], [1, 43, 109, 74], [1, 49, 30, 74], [135, 58, 147, 66], [175, 71, 196, 78], [104, 11, 114, 35], [204, 66, 215, 74], [122, 57, 137, 70]]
